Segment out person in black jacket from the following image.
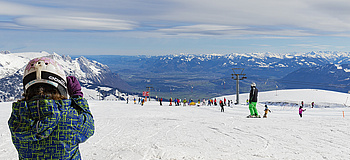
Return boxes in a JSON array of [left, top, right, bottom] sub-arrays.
[[219, 100, 224, 112], [248, 82, 260, 118]]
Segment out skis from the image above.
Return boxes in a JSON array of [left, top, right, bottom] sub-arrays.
[[247, 115, 261, 118]]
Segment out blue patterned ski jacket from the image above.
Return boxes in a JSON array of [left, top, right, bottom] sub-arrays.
[[8, 96, 94, 160]]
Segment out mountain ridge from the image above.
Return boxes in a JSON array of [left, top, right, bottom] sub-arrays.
[[0, 51, 131, 101], [80, 51, 350, 100], [2, 50, 350, 101]]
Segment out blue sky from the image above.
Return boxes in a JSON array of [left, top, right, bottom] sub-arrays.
[[1, 0, 350, 55]]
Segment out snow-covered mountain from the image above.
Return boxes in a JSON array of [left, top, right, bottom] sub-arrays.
[[2, 50, 350, 101], [0, 51, 131, 101], [83, 51, 350, 75], [139, 51, 350, 74], [280, 63, 350, 92], [84, 51, 350, 100]]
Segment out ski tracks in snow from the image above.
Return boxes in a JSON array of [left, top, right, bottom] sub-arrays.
[[78, 101, 350, 160]]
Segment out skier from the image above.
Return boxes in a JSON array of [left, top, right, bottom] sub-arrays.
[[207, 99, 211, 106], [224, 97, 227, 106], [160, 98, 163, 106], [169, 98, 172, 106], [263, 105, 272, 118], [214, 98, 217, 106], [8, 57, 94, 159], [183, 98, 187, 106], [248, 82, 260, 118], [219, 100, 224, 112], [299, 106, 306, 117], [141, 98, 145, 106]]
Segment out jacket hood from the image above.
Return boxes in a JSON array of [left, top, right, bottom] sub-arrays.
[[8, 99, 69, 141]]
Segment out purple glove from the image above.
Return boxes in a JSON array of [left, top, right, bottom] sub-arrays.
[[66, 76, 83, 98]]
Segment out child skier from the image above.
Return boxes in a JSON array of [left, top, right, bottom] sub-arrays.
[[263, 105, 272, 118], [299, 106, 306, 117], [183, 98, 187, 106], [8, 57, 94, 159]]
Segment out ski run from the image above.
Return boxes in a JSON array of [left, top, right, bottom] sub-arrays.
[[1, 89, 350, 159]]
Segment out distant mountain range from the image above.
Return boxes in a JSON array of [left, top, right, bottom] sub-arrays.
[[81, 51, 350, 100], [1, 51, 350, 102], [280, 63, 350, 92]]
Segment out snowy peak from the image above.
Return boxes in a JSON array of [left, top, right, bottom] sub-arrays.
[[145, 51, 350, 73], [0, 50, 11, 54], [0, 51, 50, 79], [0, 51, 130, 101], [0, 51, 113, 85], [140, 51, 338, 73]]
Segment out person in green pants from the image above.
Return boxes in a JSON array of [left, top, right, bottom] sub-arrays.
[[248, 82, 260, 118]]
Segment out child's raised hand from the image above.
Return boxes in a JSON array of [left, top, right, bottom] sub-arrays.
[[66, 76, 83, 98]]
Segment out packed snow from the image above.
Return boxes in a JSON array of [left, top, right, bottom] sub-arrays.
[[1, 89, 350, 159]]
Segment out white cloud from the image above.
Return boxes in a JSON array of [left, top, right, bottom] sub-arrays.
[[15, 16, 137, 30], [288, 43, 332, 50], [152, 0, 350, 36], [0, 1, 137, 31], [154, 24, 317, 38], [156, 24, 245, 36], [0, 1, 39, 15], [2, 0, 350, 37]]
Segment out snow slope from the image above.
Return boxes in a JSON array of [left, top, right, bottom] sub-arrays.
[[1, 89, 350, 159], [219, 89, 350, 108]]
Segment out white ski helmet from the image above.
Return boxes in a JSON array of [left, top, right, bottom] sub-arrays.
[[251, 82, 256, 87], [23, 57, 67, 97]]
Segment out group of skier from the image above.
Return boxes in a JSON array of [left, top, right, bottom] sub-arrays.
[[152, 97, 232, 108], [128, 82, 310, 118], [248, 82, 309, 118]]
